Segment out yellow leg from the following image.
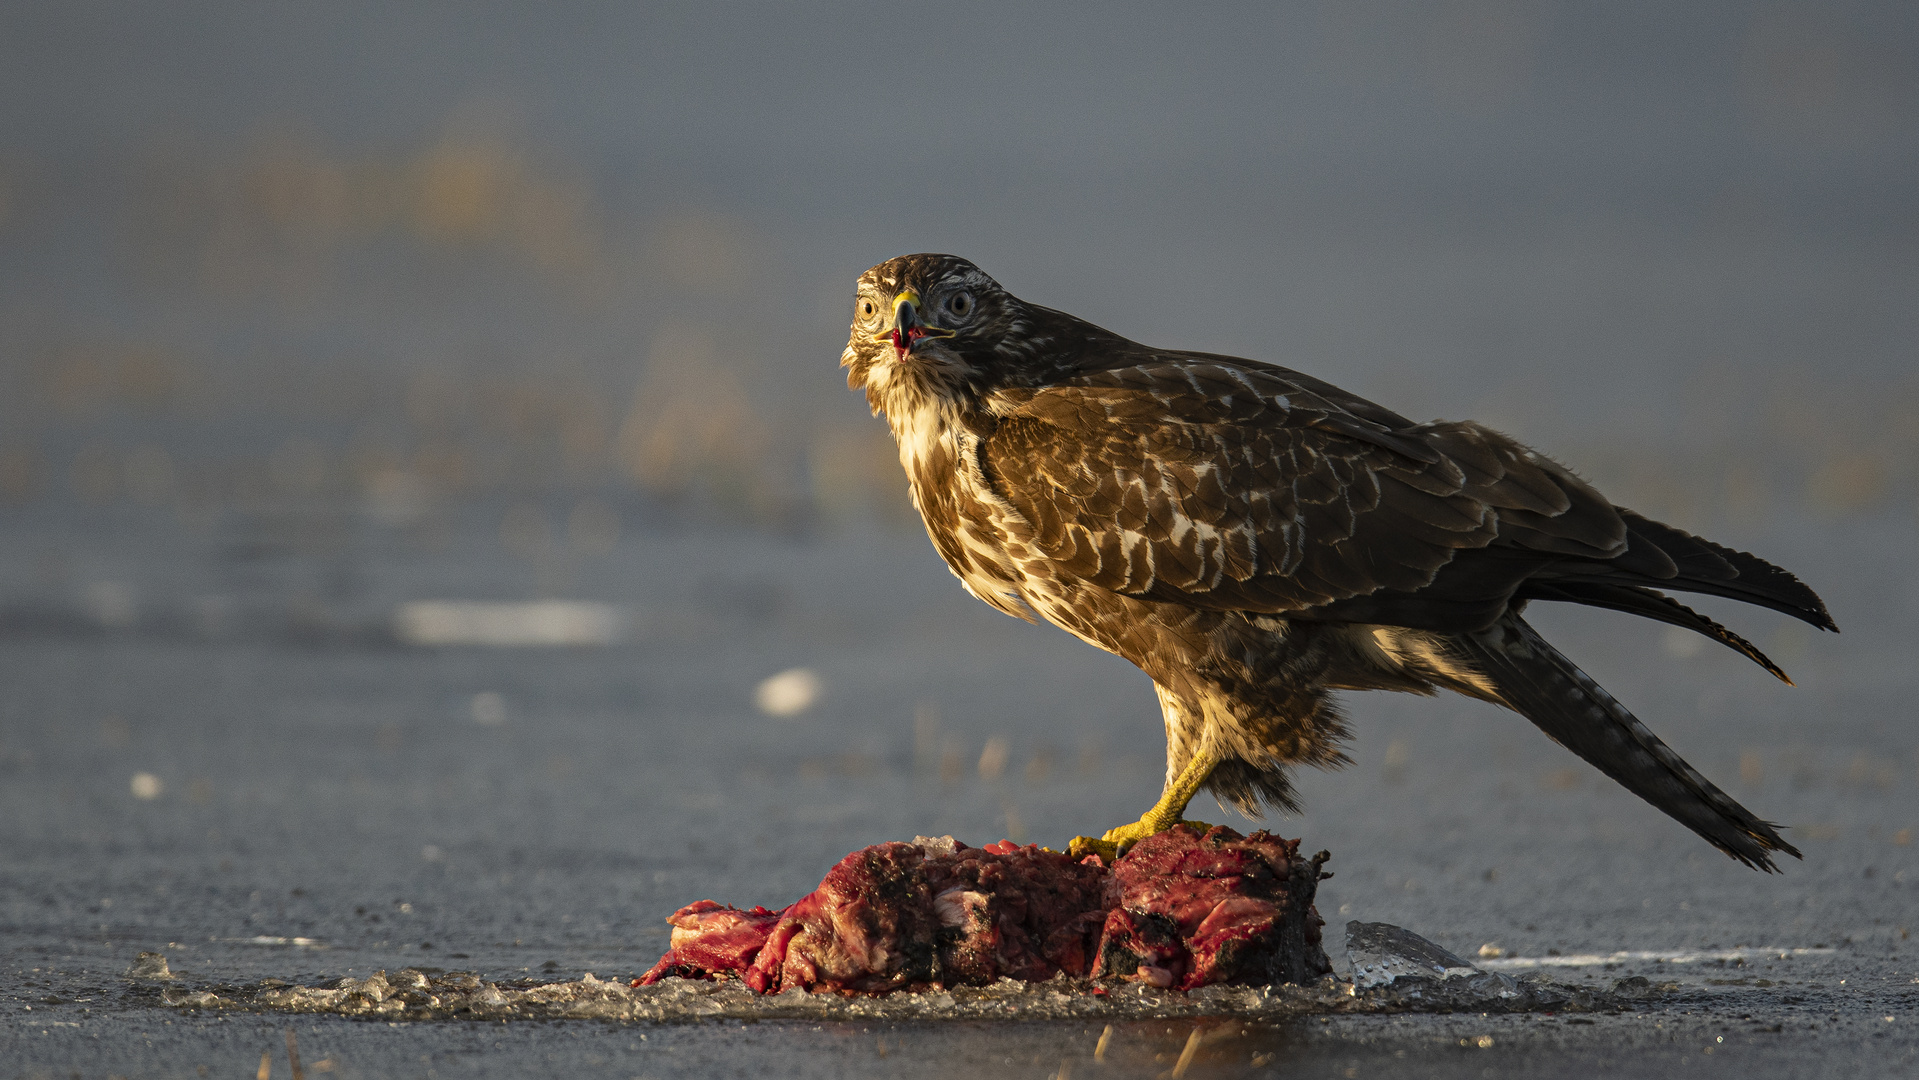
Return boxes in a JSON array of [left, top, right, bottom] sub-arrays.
[[1068, 751, 1219, 860]]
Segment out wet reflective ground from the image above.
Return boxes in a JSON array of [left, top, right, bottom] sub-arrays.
[[2, 506, 1915, 1076]]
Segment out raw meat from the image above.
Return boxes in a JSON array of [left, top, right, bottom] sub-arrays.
[[638, 825, 1330, 994]]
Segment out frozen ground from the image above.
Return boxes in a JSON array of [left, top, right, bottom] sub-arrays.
[[3, 2, 1915, 1075], [1, 504, 1916, 1077]]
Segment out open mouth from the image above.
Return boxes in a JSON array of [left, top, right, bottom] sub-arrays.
[[872, 290, 955, 355], [888, 324, 950, 352]]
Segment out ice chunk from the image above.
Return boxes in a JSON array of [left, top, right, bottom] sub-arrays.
[[1345, 921, 1481, 988], [123, 951, 174, 980], [1344, 921, 1526, 1006], [913, 834, 959, 856], [160, 988, 227, 1007]]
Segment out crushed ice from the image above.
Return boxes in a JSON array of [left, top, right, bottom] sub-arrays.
[[151, 922, 1647, 1022]]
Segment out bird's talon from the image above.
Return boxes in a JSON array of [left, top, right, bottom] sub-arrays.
[[1068, 835, 1120, 861]]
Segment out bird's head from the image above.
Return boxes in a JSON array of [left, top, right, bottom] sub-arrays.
[[840, 253, 1026, 410]]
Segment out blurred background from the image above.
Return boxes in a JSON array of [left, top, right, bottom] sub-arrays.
[[1, 2, 1914, 550], [2, 2, 1918, 1028]]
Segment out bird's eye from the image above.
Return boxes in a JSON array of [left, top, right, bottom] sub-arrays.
[[946, 292, 973, 317], [858, 298, 878, 321]]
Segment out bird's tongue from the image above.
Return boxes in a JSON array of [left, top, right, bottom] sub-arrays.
[[892, 326, 930, 353]]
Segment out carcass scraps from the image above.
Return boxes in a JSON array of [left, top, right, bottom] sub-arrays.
[[639, 824, 1331, 994]]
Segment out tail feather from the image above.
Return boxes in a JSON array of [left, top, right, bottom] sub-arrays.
[[1516, 581, 1793, 684], [1606, 512, 1836, 632], [1460, 614, 1801, 871]]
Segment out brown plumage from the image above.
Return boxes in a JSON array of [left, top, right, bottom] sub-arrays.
[[841, 253, 1835, 871]]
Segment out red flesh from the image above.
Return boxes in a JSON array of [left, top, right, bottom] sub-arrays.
[[638, 825, 1330, 994], [889, 325, 939, 353]]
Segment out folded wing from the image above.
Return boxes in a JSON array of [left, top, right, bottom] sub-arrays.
[[982, 355, 1832, 648]]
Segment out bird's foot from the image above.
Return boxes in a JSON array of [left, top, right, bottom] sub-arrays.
[[1066, 818, 1219, 862], [1066, 835, 1120, 862]]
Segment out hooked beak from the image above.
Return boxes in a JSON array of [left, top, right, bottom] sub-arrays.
[[870, 289, 956, 354]]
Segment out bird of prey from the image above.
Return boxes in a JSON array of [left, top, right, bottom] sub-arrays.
[[841, 253, 1834, 871]]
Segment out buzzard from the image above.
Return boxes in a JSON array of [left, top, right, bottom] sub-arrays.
[[841, 253, 1834, 871]]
